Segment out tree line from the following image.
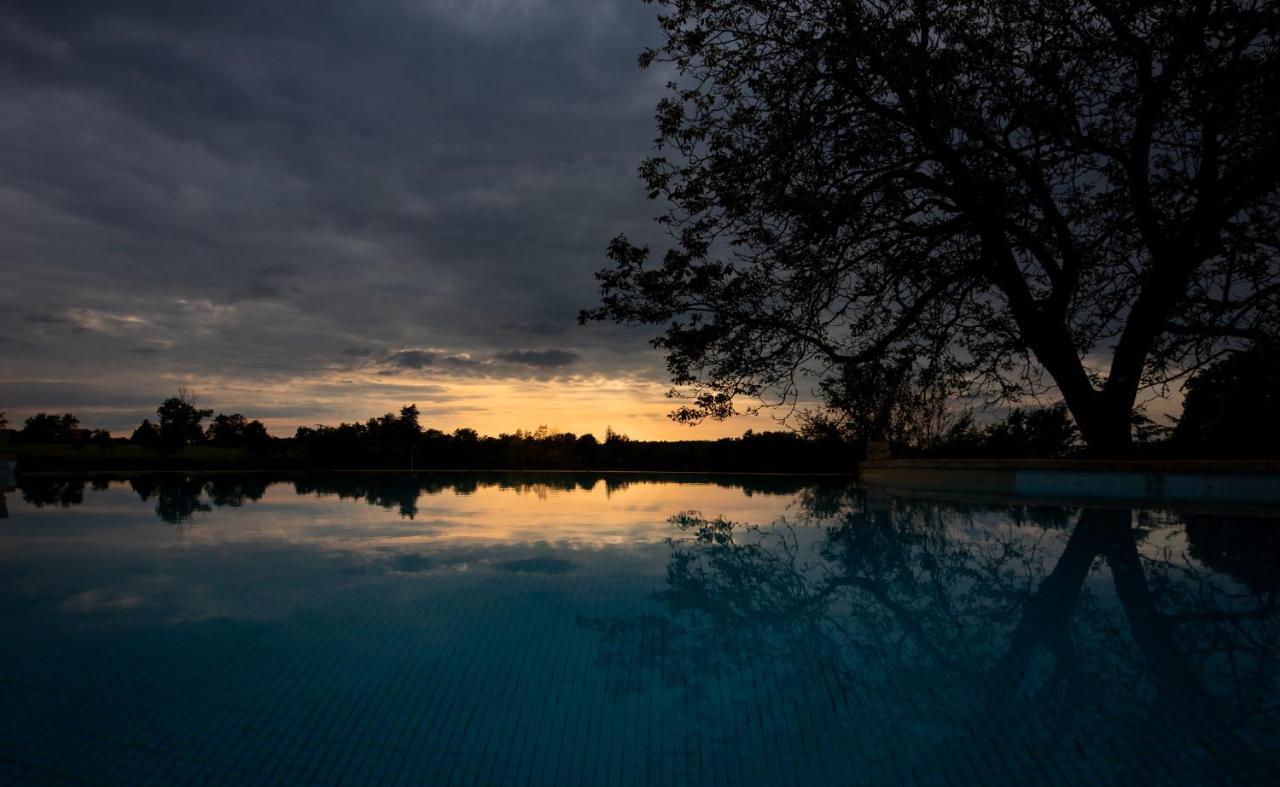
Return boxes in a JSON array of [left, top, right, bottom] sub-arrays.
[[4, 344, 1276, 468]]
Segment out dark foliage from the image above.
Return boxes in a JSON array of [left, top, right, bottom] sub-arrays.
[[982, 405, 1081, 459], [206, 413, 273, 455], [1170, 343, 1280, 457], [156, 391, 214, 453], [130, 418, 162, 449], [887, 403, 1082, 459], [17, 412, 80, 444]]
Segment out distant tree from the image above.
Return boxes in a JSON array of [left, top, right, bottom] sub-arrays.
[[242, 420, 273, 457], [19, 412, 80, 444], [130, 419, 162, 451], [204, 412, 273, 456], [1131, 409, 1173, 449], [984, 405, 1081, 459], [573, 433, 600, 465], [206, 413, 250, 446], [156, 389, 214, 453], [921, 411, 988, 458], [0, 412, 7, 430], [1171, 344, 1280, 456], [801, 353, 972, 448], [584, 0, 1280, 456], [399, 404, 421, 433], [366, 404, 422, 453], [89, 429, 113, 450]]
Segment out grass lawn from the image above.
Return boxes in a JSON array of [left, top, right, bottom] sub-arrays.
[[7, 443, 305, 470]]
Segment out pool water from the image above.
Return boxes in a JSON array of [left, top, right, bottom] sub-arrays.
[[1, 473, 1276, 785]]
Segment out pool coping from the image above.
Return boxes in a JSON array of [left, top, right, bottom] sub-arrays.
[[858, 458, 1280, 508]]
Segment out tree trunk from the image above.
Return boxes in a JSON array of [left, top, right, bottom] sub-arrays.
[[1075, 402, 1134, 458], [1046, 385, 1134, 458], [1018, 318, 1136, 458]]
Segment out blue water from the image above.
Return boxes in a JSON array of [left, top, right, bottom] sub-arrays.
[[1, 473, 1276, 785]]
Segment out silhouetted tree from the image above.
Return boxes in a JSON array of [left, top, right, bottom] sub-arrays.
[[984, 405, 1081, 458], [89, 429, 113, 450], [1171, 343, 1280, 456], [584, 0, 1280, 456], [206, 413, 250, 446], [241, 419, 272, 457], [365, 404, 422, 454], [130, 418, 162, 451], [18, 412, 80, 444], [798, 352, 973, 448], [156, 389, 213, 453], [205, 412, 273, 455]]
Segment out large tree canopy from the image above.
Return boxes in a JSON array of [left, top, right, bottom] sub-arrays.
[[583, 0, 1280, 455]]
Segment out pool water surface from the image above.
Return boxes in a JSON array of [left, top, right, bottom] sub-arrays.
[[1, 473, 1276, 784]]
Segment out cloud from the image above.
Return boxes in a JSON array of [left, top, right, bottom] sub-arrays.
[[491, 557, 576, 575], [495, 349, 579, 368], [23, 312, 69, 324], [386, 350, 437, 369], [0, 0, 703, 432]]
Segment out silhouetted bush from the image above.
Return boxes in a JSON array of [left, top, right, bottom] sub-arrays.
[[1170, 345, 1280, 458]]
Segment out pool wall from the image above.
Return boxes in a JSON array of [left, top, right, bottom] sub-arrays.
[[858, 459, 1280, 505]]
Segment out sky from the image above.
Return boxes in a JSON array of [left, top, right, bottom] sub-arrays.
[[0, 0, 782, 439]]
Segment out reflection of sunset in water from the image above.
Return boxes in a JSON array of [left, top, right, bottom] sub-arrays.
[[2, 474, 1277, 784], [4, 475, 816, 554]]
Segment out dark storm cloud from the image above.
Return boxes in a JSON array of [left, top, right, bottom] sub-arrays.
[[386, 350, 437, 370], [23, 312, 70, 324], [0, 381, 160, 410], [494, 349, 579, 368], [0, 0, 672, 425]]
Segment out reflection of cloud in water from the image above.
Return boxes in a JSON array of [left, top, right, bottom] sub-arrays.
[[492, 557, 576, 575], [384, 552, 432, 573], [60, 588, 148, 613]]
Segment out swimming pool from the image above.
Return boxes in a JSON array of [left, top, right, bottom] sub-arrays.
[[2, 473, 1276, 784]]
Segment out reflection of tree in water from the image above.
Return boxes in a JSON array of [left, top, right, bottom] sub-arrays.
[[15, 472, 822, 524], [130, 476, 211, 525], [204, 476, 269, 508], [1183, 513, 1280, 594], [295, 474, 425, 519], [20, 477, 86, 508], [289, 472, 830, 520], [584, 491, 1279, 780]]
